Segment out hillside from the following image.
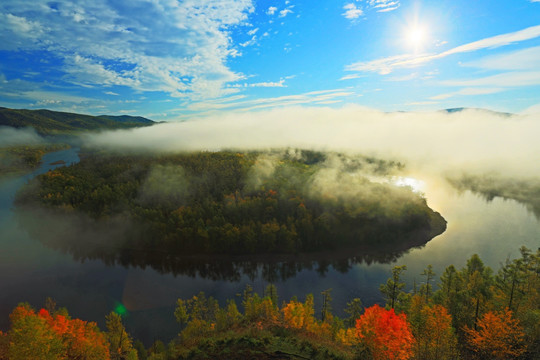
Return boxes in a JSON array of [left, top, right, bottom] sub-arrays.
[[0, 107, 154, 135]]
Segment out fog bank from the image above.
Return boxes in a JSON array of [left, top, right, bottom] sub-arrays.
[[0, 126, 44, 146], [84, 106, 540, 177]]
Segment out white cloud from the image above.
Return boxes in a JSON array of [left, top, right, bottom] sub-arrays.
[[387, 73, 418, 82], [343, 3, 363, 19], [229, 79, 287, 88], [248, 79, 286, 87], [463, 46, 540, 70], [240, 35, 258, 47], [430, 87, 504, 100], [346, 54, 413, 75], [341, 0, 399, 20], [279, 9, 293, 17], [339, 74, 364, 80], [345, 25, 540, 75], [267, 6, 278, 15], [442, 71, 540, 87], [186, 89, 353, 114], [368, 0, 400, 13], [105, 91, 119, 96], [0, 13, 44, 49], [377, 6, 399, 13], [442, 25, 540, 56], [405, 101, 438, 106], [520, 103, 540, 114], [63, 55, 140, 88], [0, 0, 255, 100]]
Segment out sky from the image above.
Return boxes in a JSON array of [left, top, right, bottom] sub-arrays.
[[0, 0, 539, 121]]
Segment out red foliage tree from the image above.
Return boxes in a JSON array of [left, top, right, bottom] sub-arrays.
[[356, 304, 415, 360]]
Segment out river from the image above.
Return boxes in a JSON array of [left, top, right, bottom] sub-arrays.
[[0, 147, 538, 344]]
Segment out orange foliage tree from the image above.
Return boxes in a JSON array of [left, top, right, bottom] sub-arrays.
[[5, 304, 110, 360], [465, 308, 526, 359], [355, 304, 415, 360]]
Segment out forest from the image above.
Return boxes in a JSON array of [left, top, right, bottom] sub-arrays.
[[15, 150, 445, 256], [0, 247, 538, 359]]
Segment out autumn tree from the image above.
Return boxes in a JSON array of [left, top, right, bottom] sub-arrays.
[[242, 285, 279, 325], [0, 331, 7, 360], [465, 308, 526, 359], [355, 304, 415, 360], [282, 294, 316, 331], [409, 303, 459, 360], [5, 304, 110, 360], [7, 304, 65, 360]]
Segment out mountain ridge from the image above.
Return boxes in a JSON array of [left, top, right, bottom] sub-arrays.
[[0, 107, 155, 135]]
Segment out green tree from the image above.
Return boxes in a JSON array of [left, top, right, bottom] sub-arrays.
[[344, 298, 363, 327], [105, 312, 138, 360], [264, 284, 279, 307], [321, 288, 333, 323], [420, 265, 435, 302], [380, 265, 408, 311], [464, 255, 493, 330]]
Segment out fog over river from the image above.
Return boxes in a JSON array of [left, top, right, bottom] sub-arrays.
[[1, 145, 538, 344]]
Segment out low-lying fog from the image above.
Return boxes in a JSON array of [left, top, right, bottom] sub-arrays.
[[83, 105, 539, 179]]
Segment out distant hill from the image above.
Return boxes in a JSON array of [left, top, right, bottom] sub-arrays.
[[0, 107, 155, 135], [442, 107, 513, 117]]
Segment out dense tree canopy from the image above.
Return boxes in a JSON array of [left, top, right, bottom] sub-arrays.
[[16, 150, 445, 258]]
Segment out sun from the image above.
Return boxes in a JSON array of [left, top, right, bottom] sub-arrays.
[[406, 25, 427, 53]]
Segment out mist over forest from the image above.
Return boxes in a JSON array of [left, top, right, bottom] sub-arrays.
[[80, 106, 540, 214], [83, 106, 539, 175]]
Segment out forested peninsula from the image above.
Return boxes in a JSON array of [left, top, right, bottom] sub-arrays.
[[15, 150, 446, 258]]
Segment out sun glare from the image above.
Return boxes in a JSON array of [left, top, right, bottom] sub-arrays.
[[393, 176, 425, 193], [406, 25, 427, 52]]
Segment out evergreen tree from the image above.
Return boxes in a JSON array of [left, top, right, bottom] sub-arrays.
[[380, 265, 408, 311]]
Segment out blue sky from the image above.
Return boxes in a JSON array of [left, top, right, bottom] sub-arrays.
[[0, 0, 539, 121]]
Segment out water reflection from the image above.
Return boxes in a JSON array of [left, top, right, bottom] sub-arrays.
[[14, 205, 446, 282]]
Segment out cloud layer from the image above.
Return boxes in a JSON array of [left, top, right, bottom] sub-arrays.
[[0, 0, 254, 99], [84, 105, 540, 177]]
